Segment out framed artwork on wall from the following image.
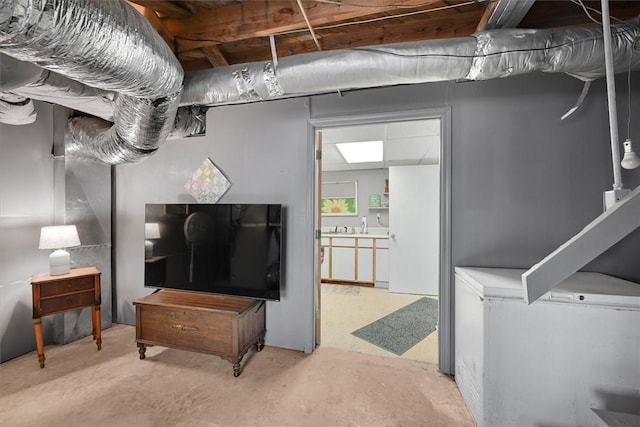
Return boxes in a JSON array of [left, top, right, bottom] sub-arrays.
[[321, 181, 358, 216], [321, 197, 357, 216]]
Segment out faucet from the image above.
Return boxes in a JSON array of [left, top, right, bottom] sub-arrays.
[[361, 216, 368, 234]]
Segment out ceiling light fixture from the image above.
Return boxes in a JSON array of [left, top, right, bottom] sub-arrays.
[[336, 140, 383, 163], [621, 139, 640, 169]]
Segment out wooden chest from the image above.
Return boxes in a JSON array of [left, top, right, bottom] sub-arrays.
[[133, 290, 265, 377]]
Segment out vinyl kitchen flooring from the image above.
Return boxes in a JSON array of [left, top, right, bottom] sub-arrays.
[[320, 284, 439, 364]]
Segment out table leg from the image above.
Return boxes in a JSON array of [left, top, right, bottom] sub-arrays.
[[33, 318, 45, 368], [93, 305, 102, 351], [137, 343, 147, 359]]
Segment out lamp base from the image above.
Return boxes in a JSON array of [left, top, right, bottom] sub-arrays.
[[145, 240, 154, 259], [49, 249, 71, 275]]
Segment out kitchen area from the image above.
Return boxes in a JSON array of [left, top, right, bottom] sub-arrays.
[[316, 118, 442, 364], [320, 172, 390, 288], [318, 117, 442, 295]]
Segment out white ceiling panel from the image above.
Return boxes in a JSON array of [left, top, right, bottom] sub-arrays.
[[319, 119, 441, 171], [385, 119, 440, 138], [322, 124, 386, 144]]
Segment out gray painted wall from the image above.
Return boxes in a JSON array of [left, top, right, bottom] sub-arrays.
[[0, 102, 113, 362], [4, 71, 637, 365], [62, 155, 113, 343], [311, 72, 640, 283], [113, 70, 638, 360], [311, 70, 640, 375], [114, 98, 316, 352], [0, 102, 55, 362]]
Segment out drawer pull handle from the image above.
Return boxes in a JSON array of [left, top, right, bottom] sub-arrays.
[[67, 299, 73, 305], [171, 324, 198, 332]]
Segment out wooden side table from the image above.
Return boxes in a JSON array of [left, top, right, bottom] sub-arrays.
[[31, 266, 102, 368]]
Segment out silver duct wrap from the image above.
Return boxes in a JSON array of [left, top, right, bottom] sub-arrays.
[[0, 0, 184, 163], [0, 52, 114, 121], [168, 106, 208, 140], [181, 23, 640, 107], [0, 52, 201, 135], [0, 0, 182, 97], [0, 52, 39, 123], [66, 92, 180, 163], [0, 92, 36, 124], [468, 25, 640, 80]]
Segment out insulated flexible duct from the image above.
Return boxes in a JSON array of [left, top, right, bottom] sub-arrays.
[[1, 53, 115, 121], [181, 23, 640, 107], [0, 0, 183, 163], [0, 52, 40, 124], [0, 92, 36, 125], [1, 1, 638, 162]]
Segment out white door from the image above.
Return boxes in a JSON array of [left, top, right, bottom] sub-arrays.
[[389, 164, 439, 295]]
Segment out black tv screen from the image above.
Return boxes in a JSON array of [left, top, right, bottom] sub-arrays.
[[144, 203, 282, 301]]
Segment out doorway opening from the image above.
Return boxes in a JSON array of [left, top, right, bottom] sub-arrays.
[[312, 108, 452, 371]]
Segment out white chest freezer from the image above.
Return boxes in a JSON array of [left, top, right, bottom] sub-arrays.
[[454, 267, 640, 427]]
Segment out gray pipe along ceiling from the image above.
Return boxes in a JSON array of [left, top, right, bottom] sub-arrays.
[[1, 0, 639, 164]]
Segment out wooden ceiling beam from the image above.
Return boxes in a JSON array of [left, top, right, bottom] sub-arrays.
[[163, 0, 465, 50], [476, 1, 499, 32], [128, 2, 177, 53], [201, 45, 229, 67], [477, 0, 535, 31], [128, 0, 192, 18], [219, 9, 482, 64], [521, 1, 640, 29]]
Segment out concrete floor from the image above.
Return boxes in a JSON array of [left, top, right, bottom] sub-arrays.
[[321, 284, 438, 364], [0, 324, 473, 427]]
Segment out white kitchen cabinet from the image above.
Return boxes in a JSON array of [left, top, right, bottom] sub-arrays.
[[321, 237, 330, 280], [332, 247, 355, 281], [357, 247, 373, 282], [320, 235, 388, 284], [375, 247, 389, 284]]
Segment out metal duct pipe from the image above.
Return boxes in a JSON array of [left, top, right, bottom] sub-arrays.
[[65, 93, 180, 163], [0, 92, 36, 125], [181, 23, 640, 107], [168, 106, 208, 139], [0, 0, 183, 163], [0, 52, 202, 137], [0, 53, 40, 124], [0, 53, 116, 122]]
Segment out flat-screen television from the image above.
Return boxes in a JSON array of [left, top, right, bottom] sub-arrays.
[[144, 203, 282, 301]]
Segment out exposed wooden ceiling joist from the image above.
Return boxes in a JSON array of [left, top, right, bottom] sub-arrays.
[[129, 0, 192, 18], [128, 2, 176, 53], [200, 45, 229, 67], [480, 0, 536, 30], [162, 0, 470, 51], [129, 0, 640, 72]]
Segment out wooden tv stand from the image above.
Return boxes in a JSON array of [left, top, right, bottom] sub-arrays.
[[133, 290, 265, 377]]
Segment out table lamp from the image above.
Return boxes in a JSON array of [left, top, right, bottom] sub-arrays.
[[39, 225, 81, 275], [145, 222, 161, 258]]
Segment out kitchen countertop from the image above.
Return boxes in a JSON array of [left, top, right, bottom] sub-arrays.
[[322, 233, 388, 238]]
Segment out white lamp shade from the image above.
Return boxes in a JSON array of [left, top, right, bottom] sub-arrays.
[[145, 223, 161, 239], [39, 225, 81, 249], [39, 225, 80, 275]]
